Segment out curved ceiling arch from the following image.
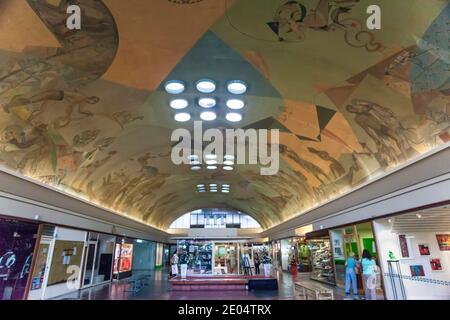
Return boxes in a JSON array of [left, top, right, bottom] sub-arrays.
[[0, 0, 448, 231]]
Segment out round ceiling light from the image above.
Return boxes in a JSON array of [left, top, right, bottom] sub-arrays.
[[209, 184, 217, 187], [223, 160, 234, 166], [196, 184, 205, 188], [205, 154, 217, 160], [188, 154, 199, 161], [206, 160, 217, 165], [224, 155, 235, 161], [190, 160, 201, 165], [223, 166, 234, 171], [210, 189, 218, 193], [207, 165, 217, 170], [198, 98, 216, 108], [226, 112, 242, 122], [196, 79, 216, 93], [198, 189, 206, 193], [227, 81, 247, 95], [191, 166, 201, 171], [165, 81, 185, 94], [222, 184, 230, 188], [174, 112, 191, 122], [170, 99, 188, 110], [222, 190, 230, 193], [226, 99, 245, 110], [200, 111, 217, 121]]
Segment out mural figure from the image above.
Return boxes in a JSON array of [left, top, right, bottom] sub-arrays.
[[267, 0, 381, 51], [307, 147, 345, 179], [345, 99, 415, 165]]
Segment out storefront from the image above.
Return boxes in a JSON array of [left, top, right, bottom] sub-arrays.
[[81, 232, 115, 288], [330, 222, 384, 297], [177, 240, 212, 275], [305, 230, 336, 285], [0, 216, 39, 300], [132, 239, 156, 273], [278, 237, 311, 273], [28, 226, 87, 300], [113, 238, 134, 280], [373, 205, 450, 300], [239, 243, 269, 275]]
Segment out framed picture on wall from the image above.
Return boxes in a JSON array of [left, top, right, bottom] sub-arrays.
[[436, 234, 450, 251], [418, 244, 430, 256], [430, 258, 443, 271], [399, 234, 411, 258], [410, 265, 425, 277]]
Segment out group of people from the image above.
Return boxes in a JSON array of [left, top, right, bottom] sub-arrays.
[[345, 249, 379, 300]]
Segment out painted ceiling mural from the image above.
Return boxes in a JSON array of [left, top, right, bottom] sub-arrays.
[[0, 0, 448, 230]]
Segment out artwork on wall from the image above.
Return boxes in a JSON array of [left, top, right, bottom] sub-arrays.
[[399, 235, 410, 258], [410, 265, 425, 277], [418, 244, 430, 256], [47, 241, 84, 286], [430, 259, 443, 271], [436, 234, 450, 251], [0, 218, 39, 300]]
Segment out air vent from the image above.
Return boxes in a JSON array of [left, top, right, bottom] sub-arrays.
[[41, 225, 56, 240]]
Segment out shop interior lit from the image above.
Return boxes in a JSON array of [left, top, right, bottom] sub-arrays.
[[0, 0, 449, 302]]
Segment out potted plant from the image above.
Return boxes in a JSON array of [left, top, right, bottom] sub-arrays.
[[261, 249, 272, 277], [179, 253, 189, 279]]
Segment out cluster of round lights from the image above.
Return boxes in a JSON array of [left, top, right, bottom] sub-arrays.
[[188, 154, 235, 171], [196, 183, 230, 194], [165, 79, 247, 123]]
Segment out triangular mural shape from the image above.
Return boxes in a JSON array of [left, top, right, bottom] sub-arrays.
[[243, 117, 290, 132], [160, 31, 281, 99], [316, 105, 336, 131]]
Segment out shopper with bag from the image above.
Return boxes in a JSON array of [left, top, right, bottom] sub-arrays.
[[361, 249, 378, 300], [344, 252, 359, 300], [170, 252, 179, 277]]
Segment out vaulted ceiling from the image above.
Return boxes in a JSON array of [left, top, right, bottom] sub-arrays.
[[0, 0, 448, 230]]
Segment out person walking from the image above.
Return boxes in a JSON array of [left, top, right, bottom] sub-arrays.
[[344, 252, 359, 300], [254, 253, 261, 275], [361, 249, 378, 300]]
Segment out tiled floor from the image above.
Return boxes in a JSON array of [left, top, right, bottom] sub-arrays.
[[54, 270, 381, 300]]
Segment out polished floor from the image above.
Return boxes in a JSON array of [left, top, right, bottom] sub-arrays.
[[55, 270, 382, 300]]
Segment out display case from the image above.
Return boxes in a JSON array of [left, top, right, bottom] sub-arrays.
[[178, 240, 212, 274], [308, 238, 336, 285]]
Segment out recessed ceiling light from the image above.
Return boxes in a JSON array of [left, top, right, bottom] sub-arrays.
[[227, 80, 247, 95], [165, 81, 185, 94], [223, 160, 234, 166], [222, 184, 230, 188], [196, 184, 205, 188], [205, 154, 217, 160], [190, 160, 200, 165], [198, 189, 206, 193], [226, 112, 242, 122], [174, 112, 191, 122], [223, 166, 234, 171], [226, 99, 245, 110], [206, 160, 217, 165], [170, 99, 188, 109], [196, 79, 216, 93], [200, 111, 217, 121], [210, 189, 218, 193], [198, 98, 216, 108], [207, 165, 217, 170], [191, 166, 201, 171], [222, 190, 230, 193], [416, 213, 422, 219], [224, 155, 235, 161], [209, 184, 217, 187]]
